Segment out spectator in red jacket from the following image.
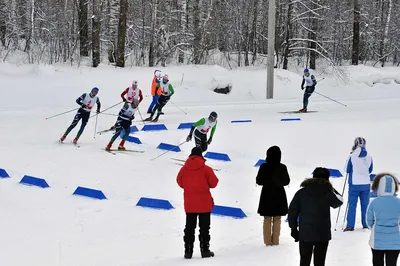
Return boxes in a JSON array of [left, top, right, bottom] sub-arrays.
[[177, 147, 219, 260]]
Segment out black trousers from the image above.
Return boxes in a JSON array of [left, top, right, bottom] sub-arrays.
[[303, 86, 314, 109], [184, 212, 211, 244], [194, 130, 208, 152], [110, 119, 131, 143], [152, 95, 170, 113], [65, 108, 90, 138], [299, 241, 329, 266], [372, 249, 400, 266]]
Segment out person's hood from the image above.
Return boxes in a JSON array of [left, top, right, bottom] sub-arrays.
[[266, 146, 281, 165], [300, 178, 333, 197], [377, 175, 397, 196], [183, 155, 206, 170]]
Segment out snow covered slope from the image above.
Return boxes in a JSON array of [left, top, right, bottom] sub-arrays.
[[0, 63, 400, 265]]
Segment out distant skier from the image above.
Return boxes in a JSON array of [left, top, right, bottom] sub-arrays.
[[105, 98, 139, 151], [60, 87, 101, 144], [121, 80, 143, 104], [147, 70, 162, 114], [144, 74, 174, 122], [186, 112, 218, 152], [299, 68, 317, 113]]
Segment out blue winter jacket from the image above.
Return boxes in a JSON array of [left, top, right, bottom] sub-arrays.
[[367, 175, 400, 250], [345, 147, 373, 188]]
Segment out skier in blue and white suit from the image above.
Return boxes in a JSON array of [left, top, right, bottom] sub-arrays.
[[367, 173, 400, 266], [344, 137, 373, 231]]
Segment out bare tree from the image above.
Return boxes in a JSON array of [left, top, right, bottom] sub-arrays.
[[78, 0, 89, 56], [92, 0, 101, 67], [116, 0, 127, 67]]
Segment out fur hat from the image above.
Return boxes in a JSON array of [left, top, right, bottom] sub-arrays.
[[313, 167, 330, 179]]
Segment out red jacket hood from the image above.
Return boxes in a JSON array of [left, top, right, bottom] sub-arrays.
[[183, 155, 206, 170]]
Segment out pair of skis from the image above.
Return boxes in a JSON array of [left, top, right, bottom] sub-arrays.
[[170, 158, 221, 171], [104, 148, 145, 155]]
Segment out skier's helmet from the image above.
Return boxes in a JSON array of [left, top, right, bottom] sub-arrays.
[[162, 74, 169, 83], [154, 70, 162, 77], [209, 111, 218, 122], [304, 68, 309, 73], [91, 87, 99, 95], [132, 97, 139, 108]]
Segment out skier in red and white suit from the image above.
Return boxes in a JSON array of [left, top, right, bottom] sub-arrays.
[[121, 80, 143, 104]]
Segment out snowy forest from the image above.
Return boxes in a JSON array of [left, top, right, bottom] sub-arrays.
[[0, 0, 398, 69]]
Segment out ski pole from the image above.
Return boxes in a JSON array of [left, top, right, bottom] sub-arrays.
[[170, 101, 187, 115], [99, 112, 118, 117], [334, 173, 348, 231], [90, 101, 123, 118], [93, 114, 99, 139], [137, 109, 146, 125], [341, 201, 349, 231], [313, 91, 347, 107], [150, 141, 187, 161], [45, 107, 80, 120]]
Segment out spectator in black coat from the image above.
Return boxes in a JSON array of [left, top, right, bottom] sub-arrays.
[[256, 146, 290, 246], [288, 167, 343, 266]]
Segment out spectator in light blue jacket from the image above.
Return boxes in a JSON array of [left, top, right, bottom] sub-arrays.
[[367, 173, 400, 266], [344, 137, 373, 231]]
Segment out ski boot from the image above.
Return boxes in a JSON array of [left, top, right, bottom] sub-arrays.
[[299, 108, 307, 113], [199, 235, 214, 258], [73, 137, 79, 144], [343, 227, 354, 232], [118, 140, 126, 150], [105, 143, 112, 151], [60, 134, 67, 142], [152, 113, 161, 122]]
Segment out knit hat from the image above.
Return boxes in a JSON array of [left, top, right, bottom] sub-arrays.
[[190, 147, 203, 157], [352, 137, 366, 151], [313, 167, 330, 179]]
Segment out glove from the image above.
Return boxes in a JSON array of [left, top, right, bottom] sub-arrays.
[[186, 134, 192, 142], [301, 86, 304, 90], [207, 137, 213, 145], [96, 109, 100, 114], [81, 104, 88, 109], [291, 228, 299, 242], [123, 98, 128, 103]]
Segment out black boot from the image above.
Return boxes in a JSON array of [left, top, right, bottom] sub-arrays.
[[199, 235, 214, 258], [152, 112, 161, 122], [183, 236, 194, 259], [143, 111, 154, 122]]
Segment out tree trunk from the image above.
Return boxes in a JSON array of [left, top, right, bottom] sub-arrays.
[[148, 0, 157, 67], [107, 0, 119, 63], [250, 0, 259, 65], [116, 0, 127, 67], [92, 0, 100, 67], [351, 0, 360, 65], [309, 0, 318, 70], [0, 0, 6, 46], [283, 0, 292, 70], [193, 0, 201, 64], [78, 0, 89, 56], [178, 0, 186, 63]]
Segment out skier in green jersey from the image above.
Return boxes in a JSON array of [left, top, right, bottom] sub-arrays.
[[186, 112, 218, 152]]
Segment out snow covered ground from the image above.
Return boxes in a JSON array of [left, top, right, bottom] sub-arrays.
[[1, 63, 400, 266]]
